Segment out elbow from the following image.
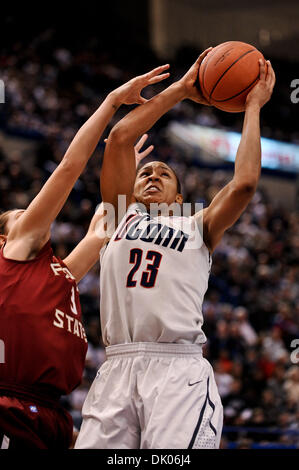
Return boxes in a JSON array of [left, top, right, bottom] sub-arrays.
[[59, 155, 79, 174], [232, 179, 258, 196], [109, 122, 133, 146]]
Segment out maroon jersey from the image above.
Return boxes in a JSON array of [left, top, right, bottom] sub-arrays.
[[0, 241, 88, 398]]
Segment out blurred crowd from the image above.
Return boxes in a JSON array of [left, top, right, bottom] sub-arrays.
[[0, 30, 299, 449]]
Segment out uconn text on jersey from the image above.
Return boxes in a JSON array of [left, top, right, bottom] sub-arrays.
[[114, 214, 189, 253]]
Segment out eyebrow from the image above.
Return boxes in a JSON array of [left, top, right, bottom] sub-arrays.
[[138, 165, 171, 174], [160, 166, 171, 172]]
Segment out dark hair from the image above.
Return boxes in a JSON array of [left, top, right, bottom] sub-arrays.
[[172, 167, 182, 195], [0, 210, 14, 235]]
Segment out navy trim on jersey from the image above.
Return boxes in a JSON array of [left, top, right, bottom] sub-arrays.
[[188, 376, 217, 448], [188, 378, 209, 448], [207, 387, 217, 436]]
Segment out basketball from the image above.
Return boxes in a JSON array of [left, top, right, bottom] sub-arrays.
[[199, 41, 266, 112]]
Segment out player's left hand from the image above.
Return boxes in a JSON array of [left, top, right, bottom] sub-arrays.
[[245, 59, 276, 109], [179, 47, 213, 105], [110, 65, 170, 107], [104, 133, 154, 167]]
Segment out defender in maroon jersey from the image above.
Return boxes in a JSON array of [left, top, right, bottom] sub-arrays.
[[0, 242, 87, 449], [0, 66, 168, 449]]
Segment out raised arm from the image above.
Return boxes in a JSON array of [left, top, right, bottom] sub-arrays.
[[7, 95, 120, 251], [6, 71, 168, 257], [63, 135, 154, 282], [100, 49, 212, 212], [197, 60, 275, 253]]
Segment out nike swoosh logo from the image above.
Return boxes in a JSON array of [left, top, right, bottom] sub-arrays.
[[188, 380, 203, 386]]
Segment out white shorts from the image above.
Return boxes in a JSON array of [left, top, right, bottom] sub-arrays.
[[75, 342, 223, 449]]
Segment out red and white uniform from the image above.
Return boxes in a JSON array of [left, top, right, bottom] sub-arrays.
[[0, 241, 88, 448]]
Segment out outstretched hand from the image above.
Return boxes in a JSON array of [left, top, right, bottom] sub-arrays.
[[134, 134, 154, 166], [104, 133, 154, 167], [179, 47, 213, 104], [110, 65, 170, 107], [245, 59, 275, 109]]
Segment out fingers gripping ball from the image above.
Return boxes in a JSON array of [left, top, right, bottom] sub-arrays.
[[198, 41, 267, 112]]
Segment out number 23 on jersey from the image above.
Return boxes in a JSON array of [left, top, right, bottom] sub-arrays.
[[126, 249, 162, 289]]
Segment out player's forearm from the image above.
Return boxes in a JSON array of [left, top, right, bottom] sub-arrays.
[[110, 82, 186, 144], [87, 203, 104, 235], [63, 207, 107, 282], [233, 103, 262, 190], [62, 93, 120, 170], [63, 233, 105, 282]]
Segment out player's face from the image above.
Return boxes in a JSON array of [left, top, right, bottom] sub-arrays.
[[5, 209, 25, 235], [134, 162, 182, 208]]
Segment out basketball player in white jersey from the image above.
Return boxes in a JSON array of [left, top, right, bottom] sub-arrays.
[[75, 50, 275, 449]]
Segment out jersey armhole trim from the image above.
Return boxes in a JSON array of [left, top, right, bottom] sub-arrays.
[[191, 213, 212, 259]]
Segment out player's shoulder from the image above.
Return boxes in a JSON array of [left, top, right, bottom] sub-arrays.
[[1, 238, 51, 263]]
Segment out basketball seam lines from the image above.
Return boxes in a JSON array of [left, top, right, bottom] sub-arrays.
[[209, 49, 256, 100], [212, 73, 260, 103], [201, 42, 229, 102], [201, 58, 210, 101]]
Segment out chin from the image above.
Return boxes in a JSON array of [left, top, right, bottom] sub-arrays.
[[140, 195, 164, 207]]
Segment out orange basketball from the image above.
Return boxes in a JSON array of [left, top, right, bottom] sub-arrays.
[[199, 41, 266, 112]]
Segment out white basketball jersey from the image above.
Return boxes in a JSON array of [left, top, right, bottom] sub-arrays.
[[100, 203, 211, 346]]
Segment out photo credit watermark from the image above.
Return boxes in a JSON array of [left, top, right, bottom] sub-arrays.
[[290, 79, 299, 103], [0, 339, 5, 363], [0, 80, 4, 103], [290, 339, 299, 364], [94, 196, 205, 251]]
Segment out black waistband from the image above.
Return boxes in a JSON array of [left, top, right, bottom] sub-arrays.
[[0, 381, 62, 408]]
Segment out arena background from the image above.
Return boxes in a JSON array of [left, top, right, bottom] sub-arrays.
[[0, 1, 298, 449]]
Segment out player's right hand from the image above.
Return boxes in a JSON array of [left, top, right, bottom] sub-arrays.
[[178, 47, 213, 105], [110, 65, 170, 107], [245, 59, 276, 109]]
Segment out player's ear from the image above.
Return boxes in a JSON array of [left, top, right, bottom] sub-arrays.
[[175, 193, 183, 205], [0, 235, 7, 247]]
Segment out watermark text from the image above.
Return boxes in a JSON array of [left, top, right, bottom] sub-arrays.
[[290, 79, 299, 103], [0, 339, 5, 363], [0, 80, 4, 103], [290, 339, 299, 364]]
